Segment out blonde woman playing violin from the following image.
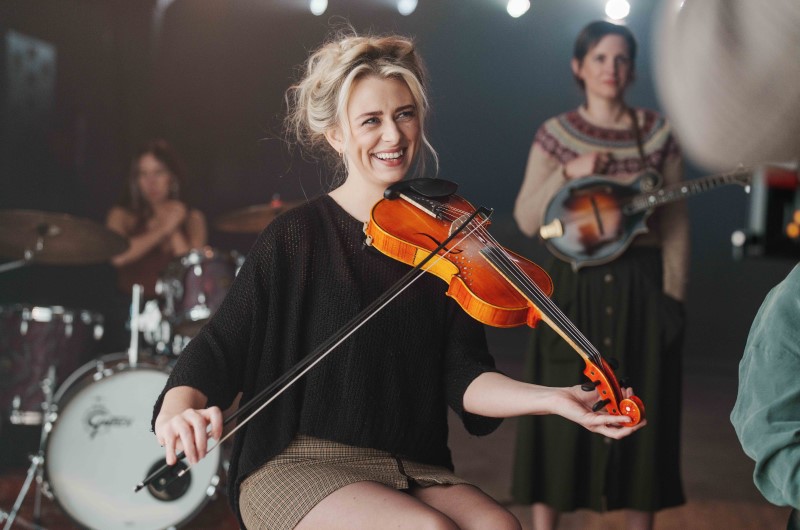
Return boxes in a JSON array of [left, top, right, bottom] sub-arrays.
[[153, 31, 643, 530]]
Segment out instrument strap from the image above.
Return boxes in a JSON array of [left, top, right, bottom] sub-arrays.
[[628, 107, 648, 167]]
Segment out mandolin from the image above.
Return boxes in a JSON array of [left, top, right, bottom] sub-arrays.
[[538, 166, 752, 270]]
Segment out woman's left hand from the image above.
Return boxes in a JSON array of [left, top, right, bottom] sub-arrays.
[[554, 385, 646, 439]]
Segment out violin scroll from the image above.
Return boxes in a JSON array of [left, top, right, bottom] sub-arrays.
[[582, 357, 644, 426]]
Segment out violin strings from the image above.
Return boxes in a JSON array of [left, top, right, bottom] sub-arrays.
[[436, 204, 592, 346], [436, 204, 606, 369]]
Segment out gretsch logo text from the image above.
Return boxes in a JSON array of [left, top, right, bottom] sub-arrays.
[[84, 405, 133, 439]]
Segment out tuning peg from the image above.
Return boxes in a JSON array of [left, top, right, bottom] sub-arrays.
[[581, 380, 601, 392], [607, 357, 619, 370], [592, 399, 611, 412]]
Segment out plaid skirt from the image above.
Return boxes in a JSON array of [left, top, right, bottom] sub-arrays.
[[238, 435, 471, 530]]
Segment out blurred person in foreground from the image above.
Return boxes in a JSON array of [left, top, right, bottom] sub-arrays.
[[656, 2, 800, 528]]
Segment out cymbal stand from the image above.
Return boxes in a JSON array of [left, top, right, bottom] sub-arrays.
[[0, 260, 28, 274], [0, 226, 49, 274], [128, 284, 142, 367], [1, 366, 55, 530]]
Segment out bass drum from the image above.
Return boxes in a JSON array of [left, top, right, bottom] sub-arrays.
[[44, 353, 221, 530]]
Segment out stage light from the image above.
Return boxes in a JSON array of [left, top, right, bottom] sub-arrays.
[[506, 0, 530, 18], [309, 0, 327, 16], [397, 0, 417, 16], [605, 0, 630, 20]]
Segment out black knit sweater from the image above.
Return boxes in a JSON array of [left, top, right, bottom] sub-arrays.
[[152, 194, 501, 524]]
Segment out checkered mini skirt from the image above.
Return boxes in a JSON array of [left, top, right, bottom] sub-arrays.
[[238, 434, 471, 529]]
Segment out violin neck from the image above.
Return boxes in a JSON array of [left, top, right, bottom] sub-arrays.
[[480, 245, 603, 367]]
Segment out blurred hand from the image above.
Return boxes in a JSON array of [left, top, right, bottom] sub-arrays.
[[151, 200, 188, 234], [564, 152, 613, 179]]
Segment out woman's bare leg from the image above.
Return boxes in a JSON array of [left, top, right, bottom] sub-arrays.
[[295, 481, 459, 530], [532, 502, 559, 530], [410, 483, 521, 530], [625, 509, 654, 530]]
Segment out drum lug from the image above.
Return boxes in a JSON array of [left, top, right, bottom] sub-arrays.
[[39, 480, 54, 501], [43, 409, 58, 426], [206, 474, 221, 498], [63, 312, 74, 338], [92, 359, 112, 381]]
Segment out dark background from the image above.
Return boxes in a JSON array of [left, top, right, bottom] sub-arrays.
[[0, 0, 796, 379]]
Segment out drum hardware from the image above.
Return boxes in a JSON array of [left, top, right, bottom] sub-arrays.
[[213, 194, 303, 234], [139, 300, 173, 355], [0, 209, 128, 272], [129, 284, 142, 367], [139, 296, 193, 357], [1, 366, 57, 530]]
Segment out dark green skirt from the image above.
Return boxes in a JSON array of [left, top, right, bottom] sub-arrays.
[[511, 247, 686, 512]]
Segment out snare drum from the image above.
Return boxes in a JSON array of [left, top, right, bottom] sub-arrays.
[[157, 247, 243, 337], [45, 353, 221, 530], [0, 304, 103, 424]]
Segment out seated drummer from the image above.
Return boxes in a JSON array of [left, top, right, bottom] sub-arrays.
[[106, 139, 207, 298]]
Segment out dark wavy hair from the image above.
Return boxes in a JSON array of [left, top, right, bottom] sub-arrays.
[[120, 138, 188, 219]]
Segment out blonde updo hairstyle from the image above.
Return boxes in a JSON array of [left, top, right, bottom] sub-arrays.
[[285, 33, 438, 186]]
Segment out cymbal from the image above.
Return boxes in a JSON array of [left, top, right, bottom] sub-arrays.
[[214, 199, 304, 233], [0, 209, 129, 265]]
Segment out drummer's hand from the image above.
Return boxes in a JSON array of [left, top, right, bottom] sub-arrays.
[[553, 385, 646, 440], [563, 152, 613, 179], [168, 228, 192, 255], [155, 406, 223, 466], [152, 201, 188, 233]]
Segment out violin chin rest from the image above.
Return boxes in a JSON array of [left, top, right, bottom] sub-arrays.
[[385, 178, 458, 200]]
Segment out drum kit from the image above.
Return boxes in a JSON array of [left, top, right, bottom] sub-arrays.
[[0, 199, 299, 529]]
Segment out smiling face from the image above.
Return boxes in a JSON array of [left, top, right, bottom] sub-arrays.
[[136, 153, 173, 206], [327, 75, 420, 195], [572, 34, 633, 102]]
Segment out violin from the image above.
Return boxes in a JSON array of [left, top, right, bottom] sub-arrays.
[[365, 178, 644, 425]]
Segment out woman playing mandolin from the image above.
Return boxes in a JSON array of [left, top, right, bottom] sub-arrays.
[[152, 31, 643, 530], [512, 21, 689, 530]]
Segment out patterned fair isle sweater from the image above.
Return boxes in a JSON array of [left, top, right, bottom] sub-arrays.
[[514, 107, 689, 300]]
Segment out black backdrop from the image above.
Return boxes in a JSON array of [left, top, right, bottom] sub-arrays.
[[0, 0, 796, 369]]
